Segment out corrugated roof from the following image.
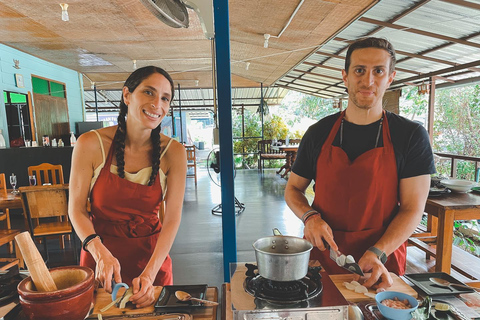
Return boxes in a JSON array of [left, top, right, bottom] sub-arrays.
[[277, 0, 480, 98], [83, 86, 289, 112]]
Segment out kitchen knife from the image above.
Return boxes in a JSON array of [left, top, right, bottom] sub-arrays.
[[326, 243, 364, 276]]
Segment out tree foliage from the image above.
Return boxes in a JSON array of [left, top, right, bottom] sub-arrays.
[[400, 84, 480, 180], [292, 94, 339, 120]]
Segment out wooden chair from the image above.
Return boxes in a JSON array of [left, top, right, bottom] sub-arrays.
[[257, 139, 286, 170], [27, 163, 66, 247], [0, 173, 14, 254], [28, 163, 64, 185], [19, 185, 78, 264], [185, 145, 197, 186]]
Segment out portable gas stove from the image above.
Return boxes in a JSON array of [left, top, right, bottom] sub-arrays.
[[228, 263, 357, 320]]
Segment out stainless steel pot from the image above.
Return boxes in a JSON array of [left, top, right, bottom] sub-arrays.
[[252, 229, 313, 281]]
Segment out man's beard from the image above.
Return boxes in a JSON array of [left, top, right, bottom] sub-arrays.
[[350, 88, 377, 110]]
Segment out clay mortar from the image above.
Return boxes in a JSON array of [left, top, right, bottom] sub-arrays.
[[17, 266, 94, 320]]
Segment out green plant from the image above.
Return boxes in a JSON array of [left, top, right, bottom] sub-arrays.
[[264, 114, 289, 139]]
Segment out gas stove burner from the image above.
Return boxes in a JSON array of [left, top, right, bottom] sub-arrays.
[[243, 263, 323, 304]]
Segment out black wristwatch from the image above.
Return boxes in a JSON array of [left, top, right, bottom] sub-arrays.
[[368, 246, 387, 264]]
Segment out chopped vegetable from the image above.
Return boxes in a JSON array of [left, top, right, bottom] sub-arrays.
[[354, 285, 368, 294], [336, 255, 346, 267], [346, 255, 355, 264]]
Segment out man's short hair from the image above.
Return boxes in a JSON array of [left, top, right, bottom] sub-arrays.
[[344, 37, 396, 74]]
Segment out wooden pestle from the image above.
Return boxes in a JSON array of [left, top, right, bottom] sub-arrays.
[[15, 231, 58, 292]]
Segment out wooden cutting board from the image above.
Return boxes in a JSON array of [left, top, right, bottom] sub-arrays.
[[88, 287, 217, 319], [330, 273, 417, 302]]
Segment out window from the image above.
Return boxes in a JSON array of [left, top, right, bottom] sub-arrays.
[[32, 76, 66, 98], [4, 91, 32, 146]]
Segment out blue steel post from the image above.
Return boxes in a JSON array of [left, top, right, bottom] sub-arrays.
[[213, 0, 237, 282]]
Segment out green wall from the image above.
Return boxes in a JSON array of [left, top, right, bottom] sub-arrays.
[[0, 44, 84, 147]]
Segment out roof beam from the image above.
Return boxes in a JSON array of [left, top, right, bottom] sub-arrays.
[[314, 50, 423, 75], [316, 0, 432, 67], [284, 75, 345, 90], [292, 69, 342, 81], [359, 17, 480, 49], [276, 84, 334, 99], [331, 38, 455, 67], [277, 80, 337, 94], [391, 59, 480, 87], [438, 0, 480, 10], [282, 77, 345, 95]]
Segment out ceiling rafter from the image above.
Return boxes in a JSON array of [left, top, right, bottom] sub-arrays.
[[391, 59, 480, 87], [311, 0, 432, 76], [292, 69, 343, 82], [314, 50, 423, 75], [275, 84, 334, 99], [438, 0, 480, 10], [284, 75, 345, 90], [359, 17, 480, 49], [396, 30, 480, 65]]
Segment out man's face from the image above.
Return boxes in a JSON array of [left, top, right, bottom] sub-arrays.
[[342, 47, 396, 110]]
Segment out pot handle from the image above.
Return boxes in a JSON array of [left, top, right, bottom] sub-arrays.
[[272, 228, 282, 236]]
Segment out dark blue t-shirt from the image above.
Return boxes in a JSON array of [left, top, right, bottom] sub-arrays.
[[292, 111, 436, 181]]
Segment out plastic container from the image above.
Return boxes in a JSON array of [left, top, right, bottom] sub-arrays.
[[0, 130, 6, 148], [70, 132, 77, 146]]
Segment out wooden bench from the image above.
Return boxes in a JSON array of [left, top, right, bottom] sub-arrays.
[[257, 139, 286, 170], [408, 236, 480, 280]]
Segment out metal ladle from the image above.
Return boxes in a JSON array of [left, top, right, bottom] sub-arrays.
[[429, 277, 480, 292], [175, 291, 219, 306]]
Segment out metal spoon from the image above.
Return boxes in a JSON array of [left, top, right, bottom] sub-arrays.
[[174, 290, 219, 306], [429, 277, 480, 292]]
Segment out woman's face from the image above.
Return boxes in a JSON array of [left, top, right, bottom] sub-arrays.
[[123, 72, 172, 130]]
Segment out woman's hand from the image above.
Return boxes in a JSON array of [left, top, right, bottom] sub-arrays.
[[130, 275, 156, 308], [92, 245, 122, 293]]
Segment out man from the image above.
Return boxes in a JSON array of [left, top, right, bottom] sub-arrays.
[[284, 37, 435, 289]]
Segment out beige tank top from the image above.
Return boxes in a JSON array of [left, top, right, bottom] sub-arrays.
[[89, 130, 172, 193]]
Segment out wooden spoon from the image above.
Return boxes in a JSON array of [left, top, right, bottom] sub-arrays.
[[175, 291, 218, 306], [429, 277, 480, 292]]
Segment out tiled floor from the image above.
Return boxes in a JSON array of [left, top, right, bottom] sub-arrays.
[[0, 166, 471, 291]]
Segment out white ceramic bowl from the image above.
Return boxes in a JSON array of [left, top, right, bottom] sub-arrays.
[[441, 179, 477, 193]]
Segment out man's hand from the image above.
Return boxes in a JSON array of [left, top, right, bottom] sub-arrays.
[[355, 250, 393, 289], [304, 215, 338, 252]]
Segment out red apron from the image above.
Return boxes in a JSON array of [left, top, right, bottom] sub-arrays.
[[80, 141, 173, 286], [310, 111, 406, 275]]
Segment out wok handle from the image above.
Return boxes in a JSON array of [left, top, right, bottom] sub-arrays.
[[272, 228, 282, 236]]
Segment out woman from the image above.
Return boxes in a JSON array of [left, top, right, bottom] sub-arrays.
[[68, 66, 186, 308]]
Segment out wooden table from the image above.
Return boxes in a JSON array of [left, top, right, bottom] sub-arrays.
[[424, 191, 480, 274], [275, 145, 298, 178], [0, 190, 22, 211]]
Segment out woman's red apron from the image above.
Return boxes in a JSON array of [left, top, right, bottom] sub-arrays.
[[80, 141, 173, 286], [310, 110, 406, 275]]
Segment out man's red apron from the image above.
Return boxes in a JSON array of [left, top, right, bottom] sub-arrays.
[[310, 111, 406, 275], [80, 141, 173, 286]]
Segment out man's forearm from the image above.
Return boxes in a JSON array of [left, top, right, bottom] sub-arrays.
[[373, 207, 423, 256], [284, 173, 315, 220]]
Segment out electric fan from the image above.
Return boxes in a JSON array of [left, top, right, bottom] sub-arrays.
[[206, 148, 245, 215]]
